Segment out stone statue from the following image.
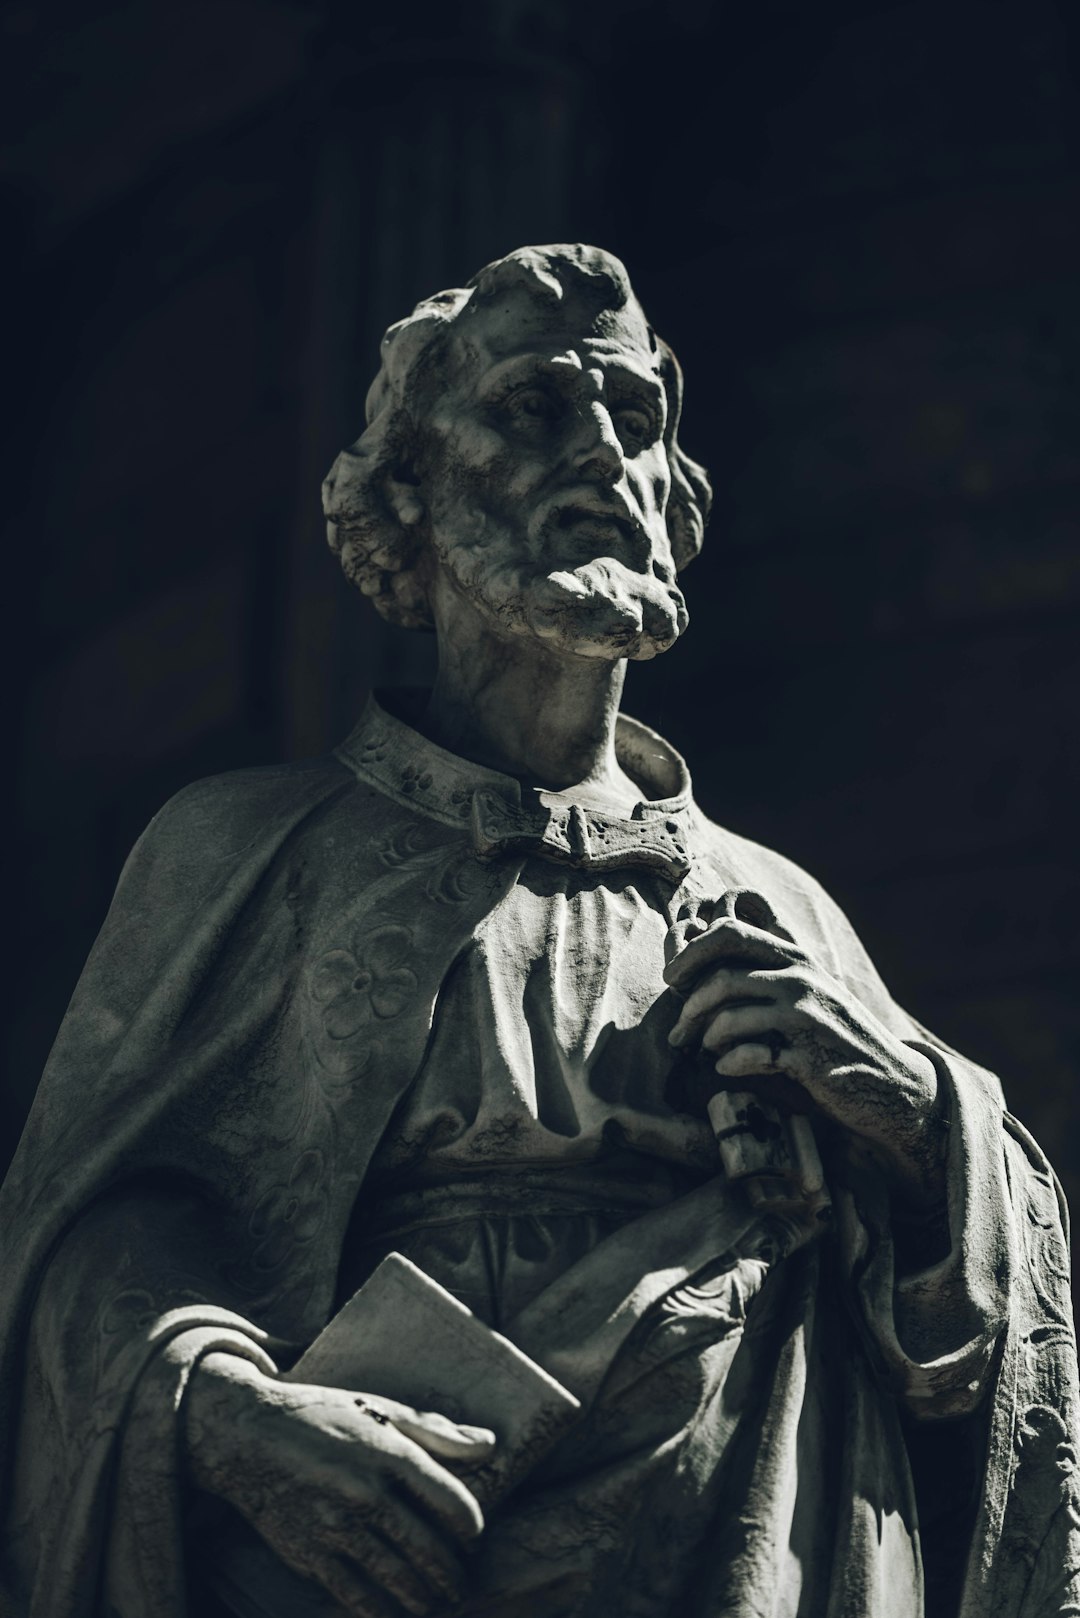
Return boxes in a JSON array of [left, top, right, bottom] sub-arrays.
[[1, 244, 1078, 1618]]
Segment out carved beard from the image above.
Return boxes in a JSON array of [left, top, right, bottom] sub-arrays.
[[432, 523, 690, 662], [523, 557, 689, 660]]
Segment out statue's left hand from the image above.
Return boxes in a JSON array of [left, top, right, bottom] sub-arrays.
[[665, 913, 948, 1210]]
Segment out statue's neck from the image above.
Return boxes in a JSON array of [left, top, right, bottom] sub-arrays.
[[419, 588, 640, 813]]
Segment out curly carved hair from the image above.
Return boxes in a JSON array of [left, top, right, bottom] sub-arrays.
[[322, 244, 713, 630]]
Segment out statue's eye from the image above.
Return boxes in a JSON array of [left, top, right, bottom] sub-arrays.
[[505, 387, 560, 425], [613, 405, 656, 449]]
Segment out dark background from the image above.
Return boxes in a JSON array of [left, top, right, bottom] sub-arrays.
[[4, 1, 1079, 1254]]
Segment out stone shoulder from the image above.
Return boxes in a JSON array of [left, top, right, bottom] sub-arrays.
[[137, 753, 356, 865], [688, 806, 898, 1013], [690, 808, 847, 925]]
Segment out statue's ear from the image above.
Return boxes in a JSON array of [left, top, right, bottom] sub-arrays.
[[385, 464, 425, 528]]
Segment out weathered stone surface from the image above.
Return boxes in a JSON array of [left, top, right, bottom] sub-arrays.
[[1, 245, 1077, 1618]]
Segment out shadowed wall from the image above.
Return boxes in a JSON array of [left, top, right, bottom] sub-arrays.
[[5, 1, 1079, 1278]]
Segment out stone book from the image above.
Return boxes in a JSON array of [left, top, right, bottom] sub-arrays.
[[202, 1254, 581, 1618], [285, 1251, 582, 1501]]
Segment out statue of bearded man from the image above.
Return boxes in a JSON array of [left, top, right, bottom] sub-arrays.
[[1, 245, 1078, 1618]]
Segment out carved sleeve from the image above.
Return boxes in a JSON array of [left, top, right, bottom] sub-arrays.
[[3, 1185, 279, 1618]]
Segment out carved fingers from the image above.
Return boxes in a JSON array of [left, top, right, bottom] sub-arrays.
[[664, 914, 807, 997], [666, 914, 810, 1065], [268, 1427, 476, 1612], [363, 1419, 488, 1546], [294, 1395, 486, 1610], [274, 1471, 470, 1615], [669, 972, 785, 1053], [665, 912, 946, 1201], [184, 1358, 490, 1615], [356, 1392, 496, 1467], [300, 1535, 436, 1618], [354, 1485, 472, 1606]]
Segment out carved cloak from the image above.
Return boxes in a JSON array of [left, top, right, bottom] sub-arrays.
[[1, 698, 1077, 1617]]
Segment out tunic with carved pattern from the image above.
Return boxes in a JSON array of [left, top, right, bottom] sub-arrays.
[[1, 693, 1077, 1618]]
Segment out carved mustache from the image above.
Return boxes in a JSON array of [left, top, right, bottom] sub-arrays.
[[534, 493, 653, 563]]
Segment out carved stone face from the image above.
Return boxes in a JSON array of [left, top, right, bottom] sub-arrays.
[[415, 288, 690, 661]]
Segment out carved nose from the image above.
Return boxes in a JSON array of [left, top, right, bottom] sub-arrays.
[[572, 403, 623, 483], [322, 446, 363, 518]]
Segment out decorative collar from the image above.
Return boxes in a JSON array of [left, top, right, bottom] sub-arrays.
[[335, 691, 695, 883]]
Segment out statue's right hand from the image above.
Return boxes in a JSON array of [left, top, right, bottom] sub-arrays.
[[183, 1350, 495, 1618]]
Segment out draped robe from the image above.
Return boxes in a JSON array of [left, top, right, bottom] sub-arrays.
[[1, 694, 1078, 1617]]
